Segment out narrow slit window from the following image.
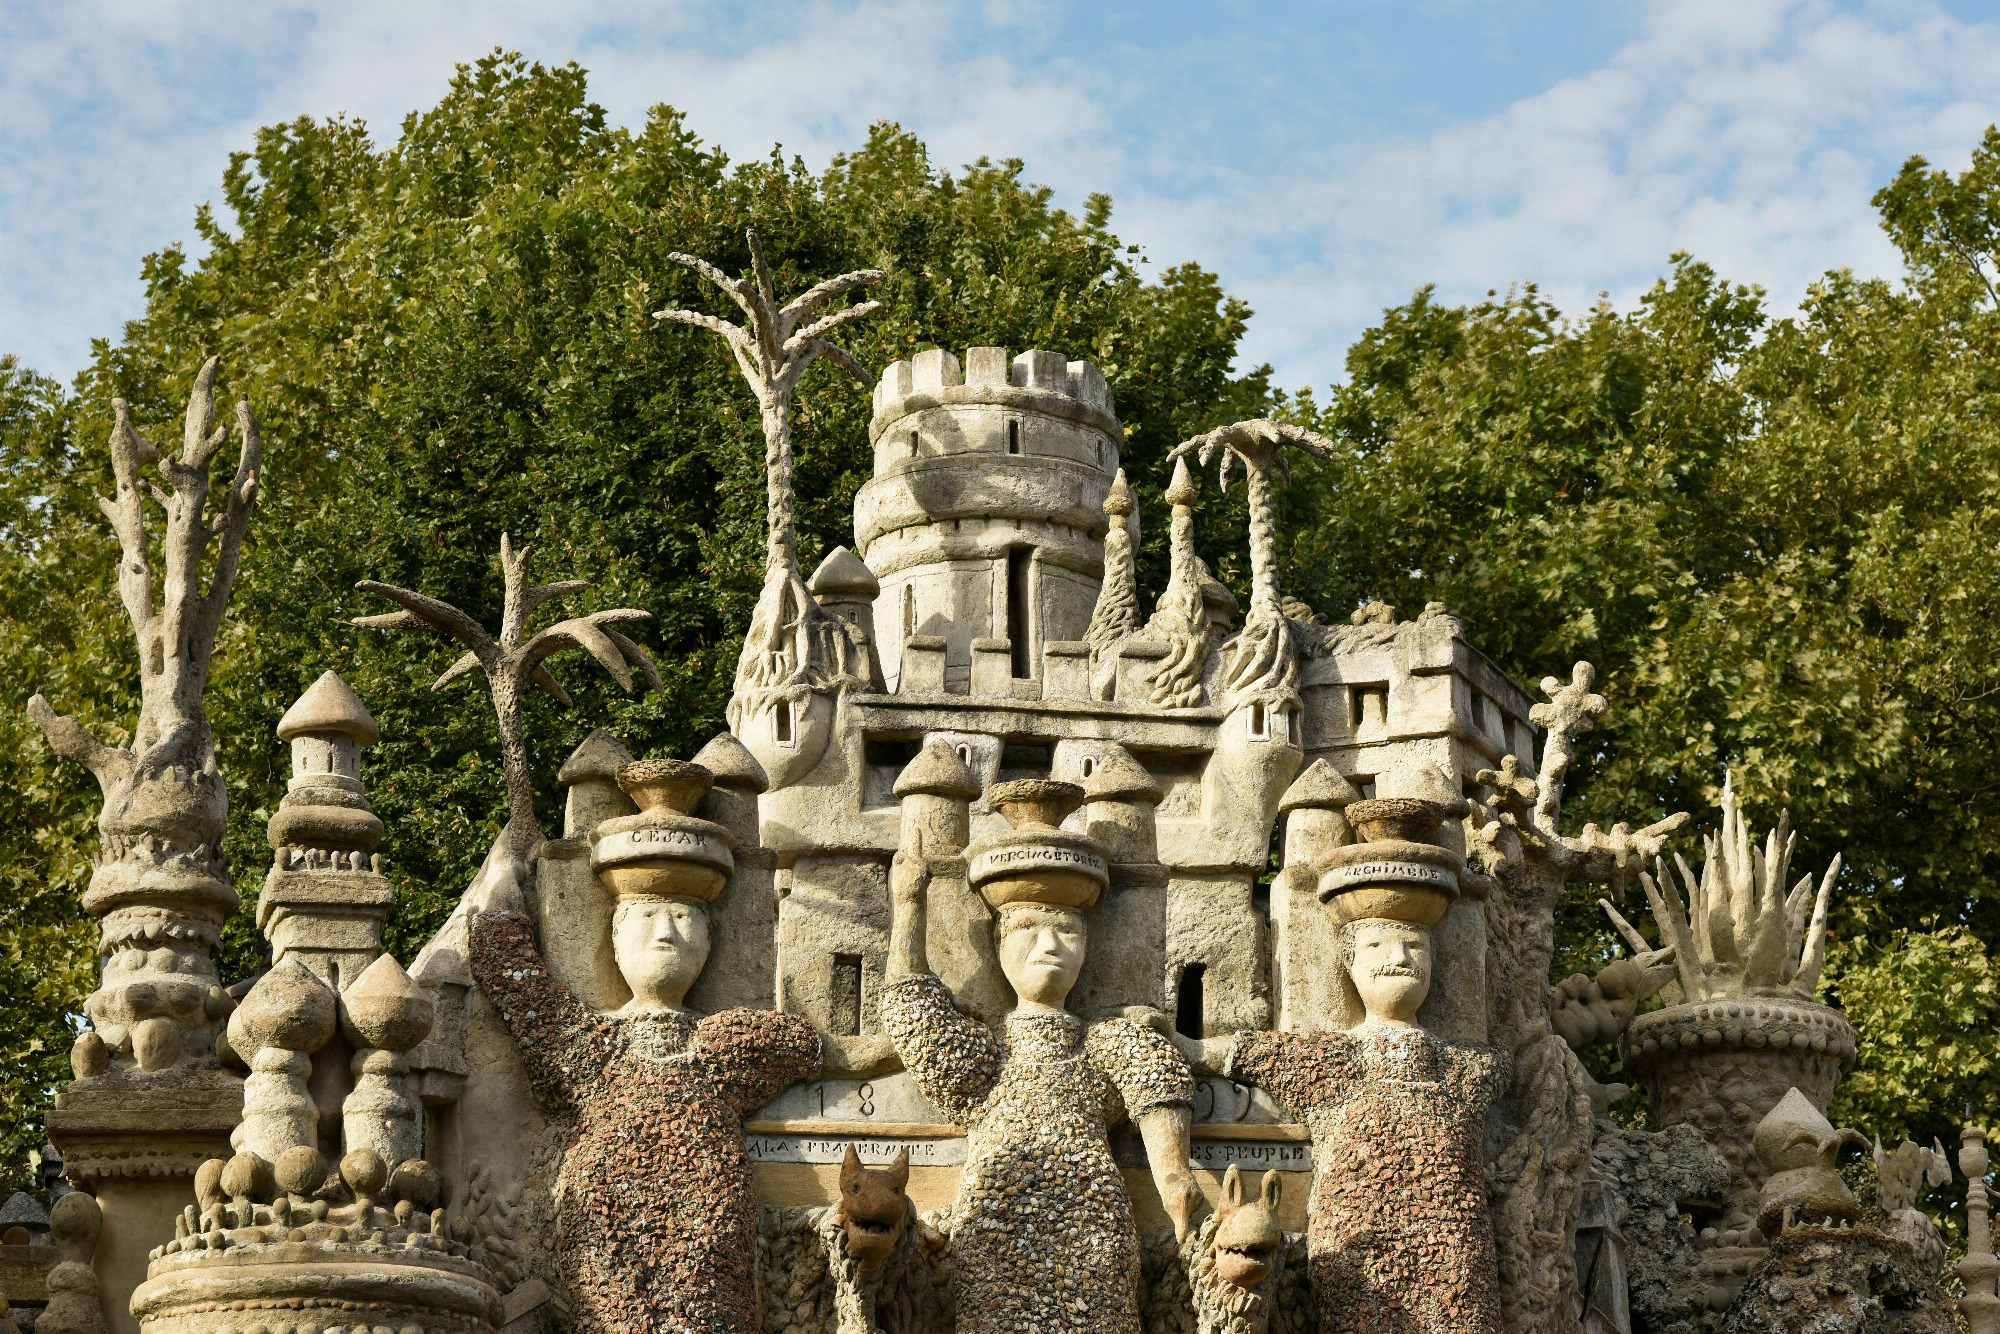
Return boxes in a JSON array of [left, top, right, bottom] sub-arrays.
[[1007, 419, 1021, 454], [1081, 756, 1096, 779], [1006, 548, 1033, 678], [902, 584, 917, 638], [774, 700, 794, 747], [908, 431, 919, 458], [1351, 685, 1388, 731], [1470, 692, 1488, 732], [1249, 701, 1270, 740], [1175, 964, 1206, 1039], [831, 954, 863, 1037], [1286, 707, 1301, 746], [955, 744, 973, 768]]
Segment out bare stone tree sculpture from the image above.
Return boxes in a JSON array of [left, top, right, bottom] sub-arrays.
[[354, 534, 660, 852], [29, 356, 260, 1079], [653, 231, 882, 721], [1170, 419, 1334, 705]]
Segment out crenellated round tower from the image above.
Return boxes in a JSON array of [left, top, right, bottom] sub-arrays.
[[858, 346, 1121, 691]]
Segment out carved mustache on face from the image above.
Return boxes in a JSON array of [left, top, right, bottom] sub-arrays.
[[1368, 965, 1422, 978]]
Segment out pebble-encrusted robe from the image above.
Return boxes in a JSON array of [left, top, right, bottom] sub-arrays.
[[880, 973, 1193, 1334], [1229, 1026, 1505, 1334], [470, 911, 820, 1334]]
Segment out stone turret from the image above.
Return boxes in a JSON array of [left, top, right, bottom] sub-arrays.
[[860, 347, 1120, 692], [259, 671, 394, 989]]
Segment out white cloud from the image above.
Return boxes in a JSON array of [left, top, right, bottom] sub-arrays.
[[1118, 0, 2000, 388]]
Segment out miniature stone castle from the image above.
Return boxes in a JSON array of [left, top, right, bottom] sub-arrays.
[[10, 242, 1979, 1333]]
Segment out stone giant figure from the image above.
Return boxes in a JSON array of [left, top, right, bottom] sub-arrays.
[[880, 780, 1202, 1334], [464, 759, 821, 1332], [1183, 798, 1505, 1334]]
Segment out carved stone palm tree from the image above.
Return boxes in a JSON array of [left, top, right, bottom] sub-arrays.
[[1170, 419, 1334, 703], [652, 231, 882, 719], [354, 534, 660, 852]]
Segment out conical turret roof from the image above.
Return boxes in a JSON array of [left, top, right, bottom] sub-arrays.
[[894, 737, 979, 799], [557, 729, 634, 785], [1278, 759, 1360, 813], [1082, 744, 1161, 804], [277, 671, 378, 745], [809, 545, 880, 600], [694, 732, 770, 793]]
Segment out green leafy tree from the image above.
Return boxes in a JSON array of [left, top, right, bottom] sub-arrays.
[[0, 52, 1267, 1163]]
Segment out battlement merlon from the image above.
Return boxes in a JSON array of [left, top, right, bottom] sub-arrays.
[[870, 347, 1120, 445]]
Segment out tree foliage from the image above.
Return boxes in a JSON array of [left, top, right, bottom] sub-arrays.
[[1280, 132, 2000, 1148]]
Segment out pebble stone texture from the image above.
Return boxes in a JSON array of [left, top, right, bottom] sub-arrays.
[[1228, 1026, 1504, 1334], [470, 910, 821, 1333], [879, 972, 1193, 1334]]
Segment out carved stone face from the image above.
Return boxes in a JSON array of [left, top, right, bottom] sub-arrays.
[[1347, 920, 1432, 1024], [995, 904, 1087, 1009], [612, 898, 711, 1012]]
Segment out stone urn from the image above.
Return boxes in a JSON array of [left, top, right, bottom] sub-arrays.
[[1316, 797, 1463, 927], [1620, 996, 1856, 1192], [588, 759, 735, 904]]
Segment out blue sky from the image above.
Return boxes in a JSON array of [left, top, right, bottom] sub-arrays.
[[4, 0, 1999, 393]]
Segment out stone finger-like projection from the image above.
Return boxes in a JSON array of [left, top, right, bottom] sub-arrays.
[[469, 757, 820, 1331], [880, 780, 1197, 1334], [1227, 797, 1504, 1334]]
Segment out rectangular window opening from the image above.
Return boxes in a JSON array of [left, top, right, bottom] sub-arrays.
[[1351, 773, 1378, 801], [831, 954, 863, 1037], [1470, 692, 1488, 732], [1007, 419, 1021, 454], [774, 701, 794, 747], [1006, 548, 1034, 678], [902, 584, 917, 639], [1248, 701, 1269, 740], [908, 431, 920, 458], [1175, 964, 1206, 1039]]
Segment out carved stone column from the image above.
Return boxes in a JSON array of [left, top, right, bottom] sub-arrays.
[[32, 361, 261, 1333]]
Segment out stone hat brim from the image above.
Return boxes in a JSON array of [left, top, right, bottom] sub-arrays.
[[977, 872, 1103, 914]]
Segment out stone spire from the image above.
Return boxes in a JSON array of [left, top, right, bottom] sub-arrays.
[[1144, 456, 1212, 708], [1086, 469, 1142, 657]]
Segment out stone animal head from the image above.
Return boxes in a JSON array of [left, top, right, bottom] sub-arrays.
[[611, 897, 711, 1012], [1210, 1164, 1283, 1291], [836, 1143, 911, 1274], [1344, 919, 1433, 1024], [995, 903, 1087, 1009]]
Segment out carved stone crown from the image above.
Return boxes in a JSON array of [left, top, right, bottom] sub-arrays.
[[967, 780, 1109, 912], [1317, 798, 1463, 927], [588, 759, 735, 904]]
